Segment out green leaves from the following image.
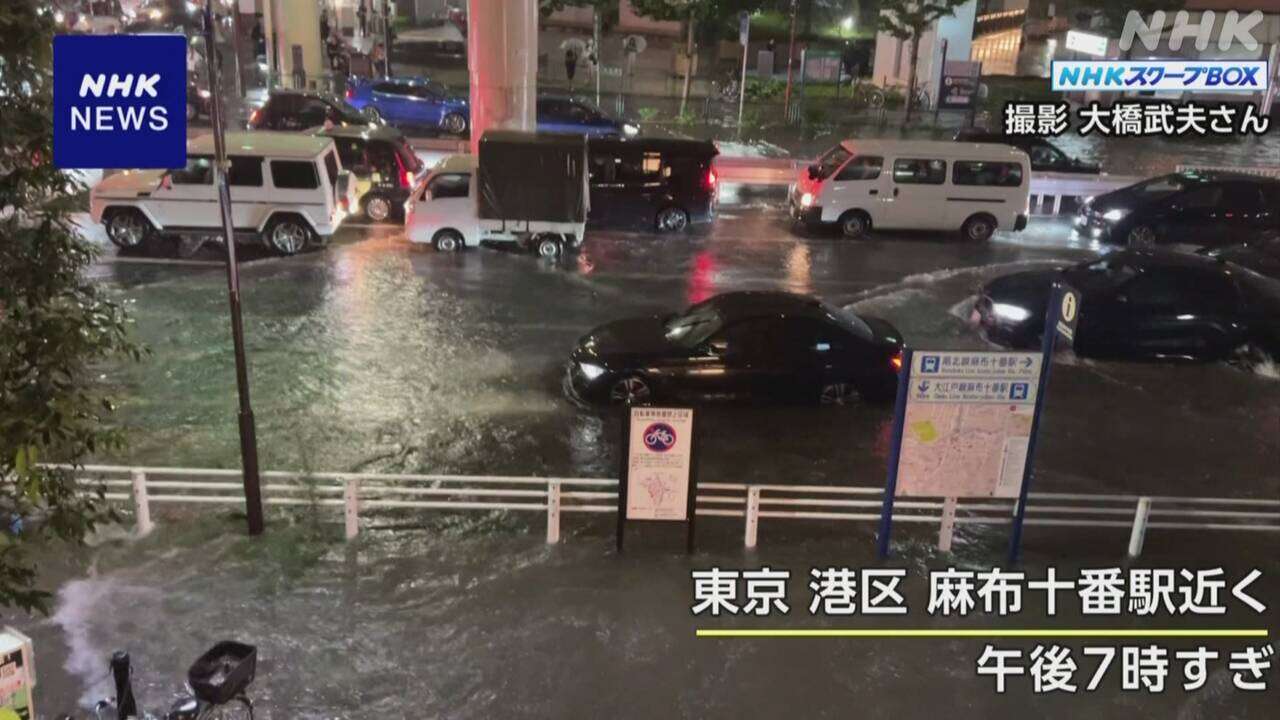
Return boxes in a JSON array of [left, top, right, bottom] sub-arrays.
[[0, 1, 143, 615]]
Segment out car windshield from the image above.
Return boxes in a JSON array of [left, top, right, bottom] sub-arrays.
[[812, 145, 852, 180], [1065, 257, 1139, 288], [664, 304, 723, 348], [825, 305, 873, 340], [1129, 173, 1202, 199]]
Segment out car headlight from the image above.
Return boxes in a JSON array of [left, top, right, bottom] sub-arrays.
[[800, 192, 814, 208], [1102, 208, 1128, 222], [198, 89, 212, 99], [622, 123, 639, 137], [577, 362, 607, 381], [991, 302, 1032, 322], [54, 10, 64, 22]]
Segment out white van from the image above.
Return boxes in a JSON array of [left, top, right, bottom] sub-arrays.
[[90, 133, 356, 255], [789, 140, 1031, 241]]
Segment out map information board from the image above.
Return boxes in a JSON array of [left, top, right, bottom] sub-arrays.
[[896, 351, 1043, 498], [625, 407, 694, 520]]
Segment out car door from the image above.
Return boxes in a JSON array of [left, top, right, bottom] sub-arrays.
[[1112, 268, 1242, 358], [1159, 183, 1226, 247], [147, 155, 217, 228], [407, 83, 447, 126], [702, 318, 790, 400], [420, 172, 479, 246], [613, 150, 667, 227], [882, 157, 949, 230], [823, 154, 884, 222], [370, 81, 410, 122], [587, 149, 623, 226], [227, 155, 267, 231], [1219, 182, 1273, 245]]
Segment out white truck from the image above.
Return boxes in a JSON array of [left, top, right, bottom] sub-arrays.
[[405, 130, 589, 258], [90, 132, 356, 256]]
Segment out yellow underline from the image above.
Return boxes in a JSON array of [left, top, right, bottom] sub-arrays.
[[697, 629, 1270, 639]]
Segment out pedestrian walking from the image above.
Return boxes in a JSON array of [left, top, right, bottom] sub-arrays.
[[357, 1, 368, 38], [564, 47, 578, 86], [319, 10, 330, 44]]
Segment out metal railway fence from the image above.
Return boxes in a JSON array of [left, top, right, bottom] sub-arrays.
[[63, 465, 1280, 558]]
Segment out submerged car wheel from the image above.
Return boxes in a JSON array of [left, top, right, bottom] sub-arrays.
[[265, 216, 313, 256], [365, 106, 383, 123], [434, 229, 463, 252], [1127, 224, 1157, 249], [609, 375, 652, 404], [839, 210, 870, 239], [819, 382, 860, 405], [364, 195, 392, 222], [961, 214, 996, 242], [104, 208, 151, 249], [656, 206, 689, 233], [442, 112, 467, 135]]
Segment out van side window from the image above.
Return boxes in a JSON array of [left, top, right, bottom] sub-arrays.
[[953, 161, 1023, 188], [835, 155, 883, 181], [589, 153, 619, 183], [271, 160, 320, 190], [893, 158, 946, 185], [227, 156, 263, 187], [617, 152, 662, 183], [171, 156, 213, 185], [427, 173, 470, 199]]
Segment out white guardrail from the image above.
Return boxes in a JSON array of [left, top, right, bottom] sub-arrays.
[[64, 465, 1280, 558]]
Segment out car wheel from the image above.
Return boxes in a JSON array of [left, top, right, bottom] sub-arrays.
[[536, 235, 561, 258], [839, 210, 870, 239], [365, 106, 383, 123], [656, 206, 689, 233], [961, 214, 996, 242], [433, 229, 463, 252], [104, 208, 152, 249], [819, 382, 860, 405], [264, 215, 313, 256], [609, 375, 652, 404], [364, 195, 392, 223], [442, 112, 467, 135], [1127, 224, 1157, 249]]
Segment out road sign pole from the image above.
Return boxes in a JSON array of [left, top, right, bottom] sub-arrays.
[[737, 11, 750, 131], [615, 408, 631, 553], [877, 348, 914, 559], [1007, 284, 1066, 564]]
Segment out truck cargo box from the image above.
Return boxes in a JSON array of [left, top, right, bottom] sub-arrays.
[[477, 131, 589, 224]]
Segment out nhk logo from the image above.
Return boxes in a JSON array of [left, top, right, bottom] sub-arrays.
[[54, 34, 187, 169], [1121, 10, 1264, 53]]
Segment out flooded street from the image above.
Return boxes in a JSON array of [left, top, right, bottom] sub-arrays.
[[31, 196, 1280, 716]]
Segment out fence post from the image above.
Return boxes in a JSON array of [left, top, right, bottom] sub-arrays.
[[744, 486, 761, 548], [1127, 497, 1152, 558], [546, 481, 561, 545], [131, 469, 153, 536], [937, 497, 958, 552], [343, 476, 360, 541]]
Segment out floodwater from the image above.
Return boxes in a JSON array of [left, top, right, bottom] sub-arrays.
[[25, 200, 1280, 716]]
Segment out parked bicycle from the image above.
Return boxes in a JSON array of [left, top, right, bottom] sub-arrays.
[[849, 79, 885, 109], [81, 642, 257, 720]]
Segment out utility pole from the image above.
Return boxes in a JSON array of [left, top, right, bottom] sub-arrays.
[[737, 11, 749, 130], [782, 0, 798, 118], [202, 0, 265, 537], [383, 0, 393, 79], [230, 1, 245, 97], [593, 10, 602, 106]]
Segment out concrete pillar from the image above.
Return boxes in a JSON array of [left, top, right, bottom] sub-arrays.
[[467, 0, 538, 153], [263, 0, 326, 88]]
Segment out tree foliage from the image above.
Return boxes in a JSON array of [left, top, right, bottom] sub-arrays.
[[1066, 0, 1187, 38], [539, 0, 621, 29], [0, 1, 142, 613], [876, 0, 968, 116]]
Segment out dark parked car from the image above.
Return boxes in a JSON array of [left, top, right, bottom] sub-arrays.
[[248, 89, 379, 131], [345, 76, 469, 135], [186, 73, 212, 122], [318, 125, 426, 223], [1202, 232, 1280, 280], [1075, 171, 1280, 249], [973, 250, 1280, 360], [538, 97, 636, 138], [390, 37, 468, 69], [954, 129, 1099, 174], [587, 137, 719, 232], [566, 291, 905, 405]]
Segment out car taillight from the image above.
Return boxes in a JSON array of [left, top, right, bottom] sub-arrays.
[[401, 169, 412, 188], [345, 88, 354, 100], [706, 169, 717, 189], [249, 108, 260, 127], [890, 351, 903, 372]]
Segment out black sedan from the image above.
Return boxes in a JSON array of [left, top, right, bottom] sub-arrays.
[[1202, 232, 1280, 280], [973, 250, 1280, 361], [566, 292, 905, 405], [248, 89, 379, 132], [953, 129, 1099, 174], [1074, 171, 1280, 249]]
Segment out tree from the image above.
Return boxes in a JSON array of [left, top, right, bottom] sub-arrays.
[[1065, 0, 1186, 39], [631, 0, 771, 115], [0, 1, 142, 613], [877, 0, 968, 119]]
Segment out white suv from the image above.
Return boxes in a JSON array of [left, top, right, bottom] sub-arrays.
[[90, 132, 356, 255]]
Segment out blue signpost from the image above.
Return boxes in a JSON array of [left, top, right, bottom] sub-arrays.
[[876, 349, 914, 559]]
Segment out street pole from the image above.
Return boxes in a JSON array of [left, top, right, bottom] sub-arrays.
[[230, 0, 245, 98], [782, 0, 797, 118], [593, 10, 602, 106], [382, 0, 393, 79], [203, 1, 265, 537], [737, 12, 749, 131]]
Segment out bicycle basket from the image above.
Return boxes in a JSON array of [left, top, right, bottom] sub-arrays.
[[187, 641, 257, 704]]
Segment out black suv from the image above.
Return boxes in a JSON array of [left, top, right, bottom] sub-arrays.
[[954, 128, 1100, 174], [248, 89, 379, 132], [317, 125, 426, 223]]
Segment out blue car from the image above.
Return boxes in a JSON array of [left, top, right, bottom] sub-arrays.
[[346, 76, 470, 135], [537, 97, 638, 138]]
